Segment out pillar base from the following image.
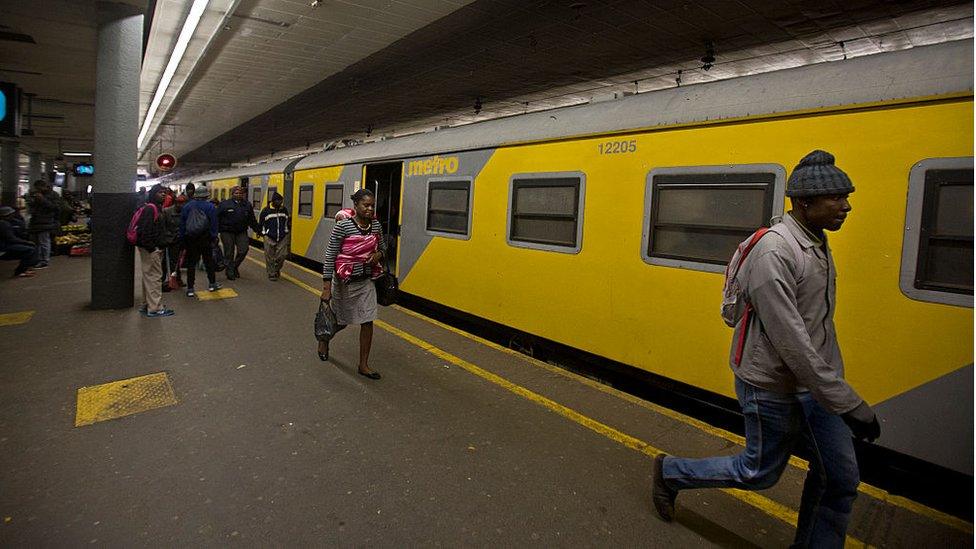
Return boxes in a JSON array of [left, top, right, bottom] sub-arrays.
[[90, 192, 137, 310]]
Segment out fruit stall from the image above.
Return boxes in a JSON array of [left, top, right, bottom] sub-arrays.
[[55, 224, 91, 256]]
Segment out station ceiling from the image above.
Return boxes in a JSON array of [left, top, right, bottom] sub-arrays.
[[0, 0, 972, 178]]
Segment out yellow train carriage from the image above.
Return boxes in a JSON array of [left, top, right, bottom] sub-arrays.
[[201, 41, 974, 485], [290, 40, 974, 480]]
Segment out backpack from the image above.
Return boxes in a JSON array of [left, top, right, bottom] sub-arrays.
[[721, 222, 803, 365], [185, 206, 209, 237], [720, 227, 771, 328], [126, 203, 160, 248], [721, 222, 806, 326]]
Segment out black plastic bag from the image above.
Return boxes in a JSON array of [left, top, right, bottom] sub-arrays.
[[314, 300, 345, 342], [374, 271, 398, 307], [212, 244, 227, 273]]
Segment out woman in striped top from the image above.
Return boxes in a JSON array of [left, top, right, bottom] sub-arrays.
[[319, 189, 386, 379]]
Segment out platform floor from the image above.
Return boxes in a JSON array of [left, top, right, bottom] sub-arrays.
[[0, 252, 971, 546]]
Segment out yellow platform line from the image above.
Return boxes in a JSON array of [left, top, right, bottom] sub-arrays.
[[245, 256, 865, 544], [378, 318, 866, 548], [251, 254, 971, 536]]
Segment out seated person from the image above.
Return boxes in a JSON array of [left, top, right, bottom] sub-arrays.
[[0, 206, 39, 277]]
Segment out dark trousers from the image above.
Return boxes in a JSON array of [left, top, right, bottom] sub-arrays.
[[184, 236, 216, 288], [1, 244, 39, 275], [220, 231, 249, 273], [162, 242, 183, 280]]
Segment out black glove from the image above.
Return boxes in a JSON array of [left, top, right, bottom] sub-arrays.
[[841, 401, 881, 442]]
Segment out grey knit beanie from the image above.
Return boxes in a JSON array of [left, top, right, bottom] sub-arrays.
[[193, 185, 211, 199], [786, 150, 855, 197]]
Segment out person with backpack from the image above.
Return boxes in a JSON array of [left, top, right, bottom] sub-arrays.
[[259, 192, 290, 281], [216, 186, 259, 280], [651, 150, 880, 548], [130, 184, 174, 317], [26, 180, 61, 269], [179, 185, 221, 297]]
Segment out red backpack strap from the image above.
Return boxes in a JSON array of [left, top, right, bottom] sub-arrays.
[[731, 227, 769, 278]]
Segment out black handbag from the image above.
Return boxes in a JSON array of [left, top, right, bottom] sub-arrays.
[[314, 300, 345, 342], [374, 269, 398, 306]]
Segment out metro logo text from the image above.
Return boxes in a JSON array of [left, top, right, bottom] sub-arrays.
[[407, 155, 459, 176]]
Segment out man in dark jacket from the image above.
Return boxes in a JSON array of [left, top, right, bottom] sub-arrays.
[[258, 192, 291, 280], [0, 206, 39, 277], [179, 185, 221, 297], [216, 186, 258, 280], [27, 180, 61, 268], [136, 184, 174, 317], [161, 194, 188, 290]]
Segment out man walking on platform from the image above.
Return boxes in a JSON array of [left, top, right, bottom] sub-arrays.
[[216, 186, 259, 280], [180, 185, 221, 297], [651, 150, 881, 548], [258, 192, 291, 281]]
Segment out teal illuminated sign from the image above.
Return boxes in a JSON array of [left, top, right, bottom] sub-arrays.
[[0, 82, 18, 137]]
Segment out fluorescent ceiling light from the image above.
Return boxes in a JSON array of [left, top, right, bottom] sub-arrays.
[[63, 152, 92, 157], [138, 0, 210, 150]]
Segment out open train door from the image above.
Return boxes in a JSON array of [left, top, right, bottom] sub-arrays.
[[363, 162, 403, 273]]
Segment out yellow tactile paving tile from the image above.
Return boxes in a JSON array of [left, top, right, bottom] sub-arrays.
[[75, 372, 177, 427], [0, 311, 34, 326], [195, 288, 238, 301]]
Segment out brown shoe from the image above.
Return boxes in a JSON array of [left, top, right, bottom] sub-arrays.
[[651, 454, 677, 522]]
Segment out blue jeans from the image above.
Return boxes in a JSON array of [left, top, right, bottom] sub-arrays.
[[32, 231, 51, 263], [663, 377, 858, 548]]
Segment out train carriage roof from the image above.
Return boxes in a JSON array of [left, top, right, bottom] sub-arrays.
[[165, 156, 303, 188], [294, 39, 971, 171], [176, 39, 972, 181]]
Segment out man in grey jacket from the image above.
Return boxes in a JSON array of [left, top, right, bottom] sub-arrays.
[[651, 150, 880, 548]]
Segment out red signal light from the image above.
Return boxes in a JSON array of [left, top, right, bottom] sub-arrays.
[[155, 153, 177, 172]]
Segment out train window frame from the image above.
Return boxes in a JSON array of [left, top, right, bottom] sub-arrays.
[[251, 187, 263, 211], [425, 177, 473, 240], [297, 184, 314, 218], [899, 157, 973, 308], [323, 184, 344, 219], [506, 171, 585, 254], [641, 164, 786, 273]]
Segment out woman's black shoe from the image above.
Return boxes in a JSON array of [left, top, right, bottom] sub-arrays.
[[317, 343, 328, 361], [358, 370, 381, 380]]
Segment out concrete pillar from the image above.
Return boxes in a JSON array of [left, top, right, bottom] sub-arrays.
[[27, 152, 42, 185], [91, 2, 142, 310], [0, 141, 17, 207]]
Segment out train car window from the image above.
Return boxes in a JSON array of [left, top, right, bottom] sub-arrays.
[[252, 188, 263, 210], [507, 172, 585, 254], [324, 184, 344, 219], [900, 158, 973, 307], [642, 165, 786, 273], [298, 185, 314, 217], [426, 178, 472, 238]]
